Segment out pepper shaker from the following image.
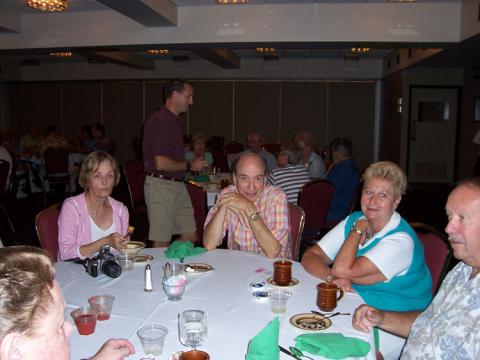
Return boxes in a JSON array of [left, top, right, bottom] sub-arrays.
[[144, 264, 153, 292]]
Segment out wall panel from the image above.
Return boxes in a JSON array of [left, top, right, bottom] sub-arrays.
[[103, 81, 143, 163]]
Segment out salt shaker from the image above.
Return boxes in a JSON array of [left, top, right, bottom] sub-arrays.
[[144, 264, 153, 292]]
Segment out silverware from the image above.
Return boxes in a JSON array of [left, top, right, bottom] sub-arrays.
[[279, 345, 314, 360], [279, 345, 300, 360], [311, 310, 351, 318]]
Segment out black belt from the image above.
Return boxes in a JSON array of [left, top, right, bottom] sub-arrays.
[[147, 173, 184, 182]]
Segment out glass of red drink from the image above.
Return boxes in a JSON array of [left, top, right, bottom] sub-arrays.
[[88, 294, 115, 321], [71, 306, 97, 336]]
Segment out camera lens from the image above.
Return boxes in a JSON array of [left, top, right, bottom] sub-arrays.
[[102, 260, 122, 278]]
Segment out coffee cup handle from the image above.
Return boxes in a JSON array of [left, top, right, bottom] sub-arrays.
[[337, 288, 344, 302]]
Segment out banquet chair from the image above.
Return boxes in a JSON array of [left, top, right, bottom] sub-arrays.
[[0, 160, 15, 234], [131, 137, 143, 161], [43, 147, 70, 205], [263, 143, 281, 156], [298, 179, 335, 233], [186, 181, 208, 246], [211, 148, 229, 172], [123, 160, 147, 214], [410, 222, 452, 295], [288, 203, 305, 261], [35, 203, 62, 262], [225, 141, 244, 154]]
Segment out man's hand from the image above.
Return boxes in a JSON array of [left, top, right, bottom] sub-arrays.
[[90, 339, 135, 360], [190, 157, 209, 172], [352, 304, 384, 333], [333, 277, 355, 293], [218, 192, 256, 227]]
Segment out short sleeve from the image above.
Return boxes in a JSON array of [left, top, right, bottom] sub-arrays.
[[317, 219, 348, 260]]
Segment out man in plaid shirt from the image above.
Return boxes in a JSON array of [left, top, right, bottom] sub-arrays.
[[203, 152, 291, 259]]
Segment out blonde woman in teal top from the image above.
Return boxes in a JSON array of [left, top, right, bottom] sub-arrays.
[[302, 161, 432, 312], [185, 131, 213, 171]]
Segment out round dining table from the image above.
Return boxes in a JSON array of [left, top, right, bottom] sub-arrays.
[[57, 248, 375, 360]]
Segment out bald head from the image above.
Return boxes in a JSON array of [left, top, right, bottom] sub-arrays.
[[232, 152, 267, 176], [232, 152, 268, 201]]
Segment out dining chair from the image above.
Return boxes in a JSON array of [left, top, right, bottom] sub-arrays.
[[288, 203, 305, 261], [297, 179, 335, 233], [123, 160, 147, 214], [35, 203, 62, 262], [263, 143, 281, 156], [225, 141, 244, 154], [0, 160, 15, 234], [410, 222, 452, 295], [186, 181, 208, 246], [211, 148, 229, 172], [42, 147, 70, 205]]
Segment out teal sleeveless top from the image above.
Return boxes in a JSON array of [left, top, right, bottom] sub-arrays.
[[346, 212, 432, 312]]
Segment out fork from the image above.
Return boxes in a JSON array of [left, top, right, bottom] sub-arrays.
[[311, 310, 351, 318]]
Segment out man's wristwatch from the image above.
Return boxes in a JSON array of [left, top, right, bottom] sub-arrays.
[[248, 211, 260, 222]]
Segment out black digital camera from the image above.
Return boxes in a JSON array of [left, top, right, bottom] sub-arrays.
[[84, 245, 122, 278]]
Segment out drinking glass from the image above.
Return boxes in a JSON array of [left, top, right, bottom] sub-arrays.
[[268, 289, 292, 315], [179, 309, 208, 349]]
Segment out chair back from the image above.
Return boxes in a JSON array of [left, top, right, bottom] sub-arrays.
[[35, 203, 62, 262], [288, 203, 305, 261], [211, 148, 229, 172], [186, 181, 208, 246], [298, 180, 335, 231], [0, 160, 10, 195], [123, 160, 146, 213], [225, 141, 244, 154], [44, 147, 69, 176], [410, 222, 452, 295], [132, 137, 143, 161]]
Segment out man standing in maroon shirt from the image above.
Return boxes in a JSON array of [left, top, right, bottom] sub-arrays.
[[143, 79, 208, 247]]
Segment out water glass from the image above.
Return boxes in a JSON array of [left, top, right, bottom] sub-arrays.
[[268, 289, 292, 315], [179, 309, 208, 349], [137, 324, 168, 356], [162, 275, 187, 301], [116, 252, 134, 272]]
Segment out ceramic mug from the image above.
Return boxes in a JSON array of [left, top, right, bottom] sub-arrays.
[[316, 282, 344, 312]]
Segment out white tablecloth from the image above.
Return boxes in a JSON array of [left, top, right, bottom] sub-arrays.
[[57, 249, 375, 360]]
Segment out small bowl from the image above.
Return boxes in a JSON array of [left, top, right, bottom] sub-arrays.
[[119, 241, 146, 257]]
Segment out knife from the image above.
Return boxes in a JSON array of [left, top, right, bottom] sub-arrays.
[[279, 345, 301, 360]]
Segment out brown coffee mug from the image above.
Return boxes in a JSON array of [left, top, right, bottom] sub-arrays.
[[316, 282, 344, 312], [273, 260, 292, 286], [180, 350, 210, 360]]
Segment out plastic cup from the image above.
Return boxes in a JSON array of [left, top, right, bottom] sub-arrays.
[[162, 275, 186, 301], [88, 294, 115, 321], [180, 350, 210, 360], [137, 324, 168, 356], [71, 306, 97, 335], [116, 252, 134, 272], [268, 289, 292, 314]]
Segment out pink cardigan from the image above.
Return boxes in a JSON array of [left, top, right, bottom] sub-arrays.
[[58, 192, 129, 261]]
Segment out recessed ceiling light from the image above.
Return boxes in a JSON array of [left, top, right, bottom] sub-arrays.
[[49, 52, 72, 57], [217, 0, 248, 4], [146, 49, 169, 55], [255, 48, 276, 54], [351, 48, 370, 53], [26, 0, 67, 12]]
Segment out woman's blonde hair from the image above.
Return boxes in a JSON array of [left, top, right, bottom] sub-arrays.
[[0, 246, 55, 339], [78, 151, 120, 190], [363, 161, 407, 199]]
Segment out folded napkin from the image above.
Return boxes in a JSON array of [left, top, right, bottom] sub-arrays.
[[164, 241, 207, 260], [295, 333, 370, 359], [192, 174, 210, 182], [246, 317, 280, 360]]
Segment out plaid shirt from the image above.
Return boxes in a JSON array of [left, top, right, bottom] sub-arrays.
[[205, 184, 291, 259]]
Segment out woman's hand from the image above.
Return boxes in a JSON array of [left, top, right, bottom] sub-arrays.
[[106, 233, 129, 250], [91, 338, 135, 360], [354, 218, 374, 245], [333, 277, 355, 293]]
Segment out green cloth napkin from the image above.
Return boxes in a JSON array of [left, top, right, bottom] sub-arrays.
[[295, 333, 370, 359], [164, 240, 207, 260], [192, 174, 210, 182], [246, 317, 280, 360]]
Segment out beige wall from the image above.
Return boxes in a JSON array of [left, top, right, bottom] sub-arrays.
[[7, 79, 376, 169]]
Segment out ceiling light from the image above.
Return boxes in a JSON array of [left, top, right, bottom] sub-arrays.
[[351, 48, 370, 53], [26, 0, 67, 12], [49, 52, 72, 57], [255, 48, 276, 54], [146, 49, 170, 55], [217, 0, 248, 4]]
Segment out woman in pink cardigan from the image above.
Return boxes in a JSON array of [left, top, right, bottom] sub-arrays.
[[58, 151, 129, 261]]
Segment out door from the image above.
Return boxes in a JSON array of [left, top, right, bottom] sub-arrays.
[[408, 87, 458, 183]]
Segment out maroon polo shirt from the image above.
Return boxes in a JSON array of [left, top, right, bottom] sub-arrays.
[[143, 106, 185, 179]]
